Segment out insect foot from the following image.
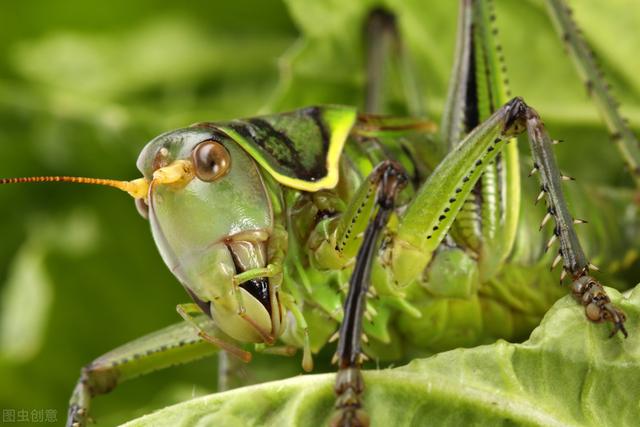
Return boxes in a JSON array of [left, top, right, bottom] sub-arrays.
[[331, 368, 369, 427], [571, 275, 628, 338], [67, 384, 90, 427], [67, 403, 89, 427]]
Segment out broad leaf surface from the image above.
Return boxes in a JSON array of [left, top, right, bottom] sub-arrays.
[[123, 287, 640, 426]]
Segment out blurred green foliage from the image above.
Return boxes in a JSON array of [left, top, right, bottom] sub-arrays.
[[0, 1, 298, 425], [0, 0, 638, 425]]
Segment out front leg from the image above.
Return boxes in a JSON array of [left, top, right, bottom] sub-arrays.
[[67, 314, 233, 427], [332, 161, 408, 427]]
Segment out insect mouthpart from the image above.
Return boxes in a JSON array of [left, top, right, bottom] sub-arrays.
[[225, 232, 272, 314], [238, 277, 271, 316]]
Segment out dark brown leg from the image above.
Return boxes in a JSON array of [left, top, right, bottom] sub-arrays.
[[331, 161, 408, 427]]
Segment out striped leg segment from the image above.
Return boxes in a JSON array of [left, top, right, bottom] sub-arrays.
[[331, 161, 408, 427], [441, 0, 521, 281]]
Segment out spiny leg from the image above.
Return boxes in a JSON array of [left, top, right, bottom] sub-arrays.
[[436, 0, 629, 330], [544, 0, 640, 186], [67, 316, 223, 427], [524, 108, 628, 337], [393, 97, 627, 336], [332, 161, 408, 427], [363, 8, 425, 116]]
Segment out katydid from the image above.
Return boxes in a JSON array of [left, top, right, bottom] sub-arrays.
[[1, 1, 638, 426]]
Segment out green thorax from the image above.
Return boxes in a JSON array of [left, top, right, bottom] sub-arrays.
[[214, 105, 357, 192]]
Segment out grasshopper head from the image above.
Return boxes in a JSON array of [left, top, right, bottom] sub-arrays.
[[0, 125, 283, 344], [136, 126, 279, 344]]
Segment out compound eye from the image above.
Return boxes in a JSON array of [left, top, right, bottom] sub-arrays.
[[192, 140, 231, 182]]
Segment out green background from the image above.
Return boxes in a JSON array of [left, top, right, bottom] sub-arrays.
[[0, 0, 638, 425]]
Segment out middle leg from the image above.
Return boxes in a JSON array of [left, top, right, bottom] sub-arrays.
[[331, 161, 408, 427]]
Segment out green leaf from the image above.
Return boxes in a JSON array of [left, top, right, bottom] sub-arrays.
[[122, 286, 640, 426]]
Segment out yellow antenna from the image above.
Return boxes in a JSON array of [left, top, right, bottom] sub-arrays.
[[0, 176, 149, 199]]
